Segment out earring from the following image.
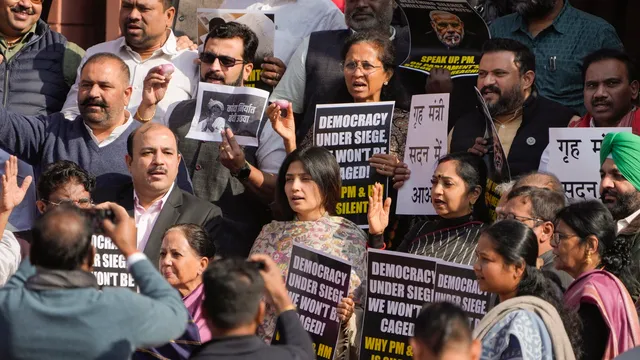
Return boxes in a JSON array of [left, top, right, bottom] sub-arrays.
[[383, 81, 388, 85], [585, 251, 592, 266]]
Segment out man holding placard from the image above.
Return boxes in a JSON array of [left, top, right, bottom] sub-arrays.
[[139, 22, 285, 257], [450, 38, 576, 177], [539, 48, 640, 171]]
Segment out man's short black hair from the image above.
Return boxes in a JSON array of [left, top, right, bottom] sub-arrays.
[[81, 52, 131, 84], [203, 22, 259, 64], [30, 204, 94, 271], [414, 302, 472, 355], [37, 161, 96, 201], [582, 48, 638, 83], [481, 38, 536, 76], [202, 258, 265, 329]]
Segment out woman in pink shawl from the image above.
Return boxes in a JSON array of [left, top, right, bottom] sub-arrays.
[[553, 201, 640, 360]]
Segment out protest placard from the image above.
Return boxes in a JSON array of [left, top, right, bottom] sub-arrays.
[[186, 83, 268, 146], [197, 8, 275, 91], [396, 94, 449, 215], [473, 87, 510, 220], [91, 233, 135, 289], [313, 102, 395, 227], [273, 244, 351, 360], [361, 249, 490, 360], [397, 0, 489, 78], [434, 262, 490, 328], [547, 127, 631, 200]]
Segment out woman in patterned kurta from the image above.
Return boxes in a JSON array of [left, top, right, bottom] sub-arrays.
[[249, 146, 367, 359]]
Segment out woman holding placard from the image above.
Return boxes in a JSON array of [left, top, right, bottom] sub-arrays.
[[368, 152, 490, 265], [553, 201, 640, 360], [134, 224, 214, 359], [248, 146, 367, 359], [472, 220, 580, 360]]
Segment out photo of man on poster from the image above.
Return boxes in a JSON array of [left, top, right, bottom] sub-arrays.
[[425, 10, 479, 50], [200, 99, 227, 133]]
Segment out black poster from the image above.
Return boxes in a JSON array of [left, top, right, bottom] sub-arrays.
[[360, 249, 492, 360], [313, 102, 395, 227], [398, 0, 489, 78], [274, 244, 352, 360], [361, 249, 438, 360], [91, 233, 136, 289]]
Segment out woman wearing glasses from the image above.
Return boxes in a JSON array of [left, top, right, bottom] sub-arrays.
[[368, 152, 490, 265], [268, 30, 413, 247], [553, 200, 640, 360]]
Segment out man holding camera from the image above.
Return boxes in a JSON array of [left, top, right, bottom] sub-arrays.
[[0, 197, 188, 359], [191, 255, 314, 360]]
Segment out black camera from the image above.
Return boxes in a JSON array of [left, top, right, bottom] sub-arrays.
[[83, 209, 116, 233]]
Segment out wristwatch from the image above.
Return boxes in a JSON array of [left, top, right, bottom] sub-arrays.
[[231, 161, 252, 181]]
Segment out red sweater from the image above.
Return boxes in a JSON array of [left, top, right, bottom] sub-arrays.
[[569, 108, 640, 135]]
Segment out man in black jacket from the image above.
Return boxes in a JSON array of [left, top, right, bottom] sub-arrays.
[[449, 38, 577, 177], [191, 255, 315, 360]]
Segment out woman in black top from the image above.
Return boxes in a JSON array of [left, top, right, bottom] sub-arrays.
[[368, 152, 490, 265]]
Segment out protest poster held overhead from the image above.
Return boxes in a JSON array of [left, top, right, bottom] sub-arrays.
[[313, 102, 395, 227], [91, 234, 135, 289], [361, 249, 491, 360], [398, 0, 490, 78], [547, 127, 631, 200], [273, 244, 352, 360], [396, 93, 450, 215], [197, 8, 275, 91], [186, 83, 268, 146]]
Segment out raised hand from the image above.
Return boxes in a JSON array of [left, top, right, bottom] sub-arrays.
[[261, 57, 287, 87], [369, 153, 400, 177], [0, 156, 32, 214], [141, 65, 174, 107], [219, 128, 247, 173], [337, 295, 355, 323], [267, 101, 296, 153], [367, 182, 392, 236]]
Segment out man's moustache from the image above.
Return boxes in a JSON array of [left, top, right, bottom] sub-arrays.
[[10, 5, 36, 15], [81, 99, 107, 108]]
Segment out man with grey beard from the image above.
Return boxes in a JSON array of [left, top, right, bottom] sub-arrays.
[[448, 38, 576, 177], [489, 0, 622, 115]]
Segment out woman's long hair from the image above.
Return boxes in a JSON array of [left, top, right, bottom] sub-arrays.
[[555, 200, 640, 300], [483, 220, 583, 359], [274, 147, 341, 221]]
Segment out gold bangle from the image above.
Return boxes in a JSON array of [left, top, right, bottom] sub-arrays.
[[135, 107, 156, 123]]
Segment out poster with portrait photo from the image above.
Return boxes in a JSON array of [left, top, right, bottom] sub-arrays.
[[397, 0, 489, 78], [185, 82, 268, 146], [197, 8, 275, 91]]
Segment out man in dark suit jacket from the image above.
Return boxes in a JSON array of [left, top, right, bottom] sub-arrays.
[[110, 123, 223, 267], [191, 255, 315, 360]]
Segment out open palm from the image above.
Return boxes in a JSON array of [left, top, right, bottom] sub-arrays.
[[0, 156, 32, 213], [367, 182, 392, 235], [267, 103, 296, 144]]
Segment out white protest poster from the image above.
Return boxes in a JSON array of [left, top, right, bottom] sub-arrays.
[[396, 94, 450, 215], [197, 8, 275, 90], [186, 82, 268, 146], [547, 127, 631, 200]]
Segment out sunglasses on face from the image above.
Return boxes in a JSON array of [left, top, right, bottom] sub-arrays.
[[199, 52, 245, 68]]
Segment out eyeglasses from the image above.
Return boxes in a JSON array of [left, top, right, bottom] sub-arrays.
[[43, 198, 93, 208], [551, 232, 577, 247], [342, 61, 383, 75], [199, 52, 246, 68], [496, 213, 545, 224]]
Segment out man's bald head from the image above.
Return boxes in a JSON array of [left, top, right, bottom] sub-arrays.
[[514, 171, 564, 195], [30, 204, 95, 271]]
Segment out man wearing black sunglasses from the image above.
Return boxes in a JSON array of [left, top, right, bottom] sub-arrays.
[[497, 185, 574, 289], [136, 22, 286, 258]]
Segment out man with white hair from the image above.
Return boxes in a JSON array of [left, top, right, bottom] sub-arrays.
[[422, 10, 479, 50]]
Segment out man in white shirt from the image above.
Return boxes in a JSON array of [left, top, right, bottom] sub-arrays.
[[61, 0, 198, 124], [174, 0, 346, 87]]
